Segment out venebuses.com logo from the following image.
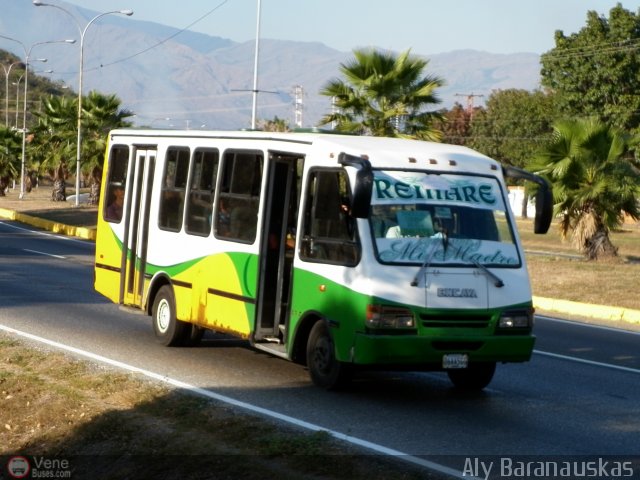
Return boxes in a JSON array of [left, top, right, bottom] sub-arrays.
[[5, 456, 72, 479]]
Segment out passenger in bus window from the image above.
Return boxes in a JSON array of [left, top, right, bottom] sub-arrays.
[[217, 197, 231, 236], [106, 184, 125, 222]]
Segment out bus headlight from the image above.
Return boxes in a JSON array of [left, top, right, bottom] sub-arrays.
[[366, 305, 415, 329], [498, 309, 533, 329]]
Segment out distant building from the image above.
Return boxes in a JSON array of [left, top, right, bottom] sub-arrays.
[[508, 186, 535, 218]]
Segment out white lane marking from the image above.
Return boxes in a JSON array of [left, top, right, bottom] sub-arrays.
[[536, 315, 640, 336], [0, 220, 92, 246], [22, 248, 66, 259], [534, 350, 640, 375], [0, 324, 469, 480]]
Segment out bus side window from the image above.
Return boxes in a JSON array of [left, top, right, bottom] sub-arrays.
[[185, 149, 219, 236], [300, 169, 359, 265], [103, 145, 129, 224], [214, 150, 263, 243], [159, 147, 189, 232]]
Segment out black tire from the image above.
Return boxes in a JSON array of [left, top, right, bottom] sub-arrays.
[[306, 320, 351, 390], [447, 362, 496, 391], [152, 285, 187, 346]]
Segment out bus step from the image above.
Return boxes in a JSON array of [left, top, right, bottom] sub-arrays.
[[253, 342, 288, 359]]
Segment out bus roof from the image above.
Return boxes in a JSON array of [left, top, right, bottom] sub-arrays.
[[108, 129, 501, 175]]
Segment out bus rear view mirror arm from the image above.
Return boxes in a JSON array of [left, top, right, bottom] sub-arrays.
[[502, 165, 553, 235]]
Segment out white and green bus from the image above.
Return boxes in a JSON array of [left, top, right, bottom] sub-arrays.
[[94, 129, 552, 390]]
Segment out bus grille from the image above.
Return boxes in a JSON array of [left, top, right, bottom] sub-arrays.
[[420, 313, 492, 329]]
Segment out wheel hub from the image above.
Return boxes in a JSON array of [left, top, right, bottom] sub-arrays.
[[156, 299, 171, 333]]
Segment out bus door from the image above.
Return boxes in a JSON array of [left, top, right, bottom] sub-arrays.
[[121, 148, 156, 308], [255, 153, 303, 341]]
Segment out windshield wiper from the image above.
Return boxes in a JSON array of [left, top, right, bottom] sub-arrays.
[[411, 240, 438, 287], [472, 260, 505, 288]]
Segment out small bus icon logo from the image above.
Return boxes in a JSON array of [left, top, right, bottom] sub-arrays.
[[7, 456, 30, 478]]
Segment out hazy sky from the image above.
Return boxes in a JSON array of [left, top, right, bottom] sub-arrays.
[[64, 0, 640, 55]]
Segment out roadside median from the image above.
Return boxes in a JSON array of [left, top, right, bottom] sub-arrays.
[[533, 296, 640, 325], [0, 207, 97, 241]]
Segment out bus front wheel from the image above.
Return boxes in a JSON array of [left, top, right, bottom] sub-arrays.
[[447, 362, 496, 390], [306, 320, 351, 390], [152, 285, 186, 346]]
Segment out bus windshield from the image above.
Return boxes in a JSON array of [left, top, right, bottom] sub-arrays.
[[369, 170, 520, 267]]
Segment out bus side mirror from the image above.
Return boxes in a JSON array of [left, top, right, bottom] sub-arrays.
[[339, 154, 373, 218], [351, 167, 373, 218], [534, 182, 553, 234]]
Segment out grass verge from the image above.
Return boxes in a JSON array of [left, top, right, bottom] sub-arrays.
[[0, 336, 439, 479], [517, 218, 640, 311]]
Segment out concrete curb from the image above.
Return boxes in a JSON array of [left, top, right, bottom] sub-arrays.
[[0, 207, 97, 241], [2, 206, 638, 326], [533, 296, 640, 325]]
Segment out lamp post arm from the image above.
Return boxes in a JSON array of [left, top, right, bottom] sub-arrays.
[[0, 35, 28, 59]]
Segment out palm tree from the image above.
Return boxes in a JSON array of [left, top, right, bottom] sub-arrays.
[[0, 125, 21, 196], [82, 91, 133, 204], [528, 118, 640, 259], [31, 95, 77, 201], [259, 116, 289, 132], [319, 48, 444, 140]]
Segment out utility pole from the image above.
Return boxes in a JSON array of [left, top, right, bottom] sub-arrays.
[[293, 84, 303, 128], [454, 93, 484, 118]]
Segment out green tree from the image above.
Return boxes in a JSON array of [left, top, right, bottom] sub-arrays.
[[528, 118, 640, 259], [468, 89, 556, 217], [540, 4, 640, 132], [469, 89, 556, 169], [82, 91, 133, 204], [319, 48, 444, 140], [0, 125, 21, 195]]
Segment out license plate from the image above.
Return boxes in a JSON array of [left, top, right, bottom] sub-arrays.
[[442, 353, 469, 369]]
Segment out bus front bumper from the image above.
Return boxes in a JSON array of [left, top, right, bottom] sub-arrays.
[[351, 333, 535, 367]]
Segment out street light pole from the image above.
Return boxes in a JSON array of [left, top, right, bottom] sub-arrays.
[[3, 61, 22, 127], [0, 35, 75, 199], [14, 74, 24, 129], [10, 59, 47, 129], [250, 0, 262, 130], [33, 1, 133, 206]]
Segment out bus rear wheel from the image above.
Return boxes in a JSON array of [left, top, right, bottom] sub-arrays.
[[152, 285, 187, 346], [447, 362, 496, 391], [306, 320, 351, 390]]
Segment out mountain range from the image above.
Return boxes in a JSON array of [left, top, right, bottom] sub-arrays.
[[0, 0, 541, 130]]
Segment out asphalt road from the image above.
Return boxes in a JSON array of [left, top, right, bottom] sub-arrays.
[[1, 219, 639, 476]]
